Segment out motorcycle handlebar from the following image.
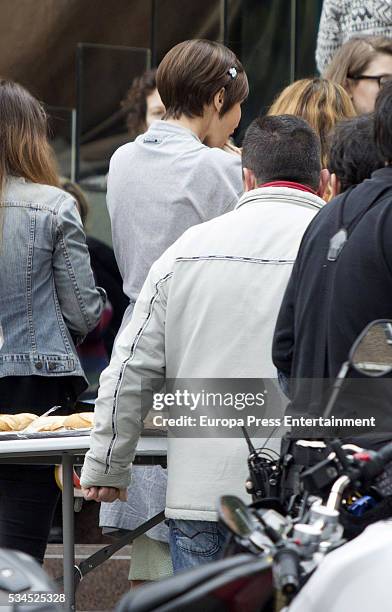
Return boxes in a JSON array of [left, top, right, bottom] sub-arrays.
[[273, 547, 300, 599], [375, 441, 392, 465], [356, 440, 392, 482]]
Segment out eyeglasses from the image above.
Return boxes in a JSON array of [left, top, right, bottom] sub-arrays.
[[348, 74, 392, 88]]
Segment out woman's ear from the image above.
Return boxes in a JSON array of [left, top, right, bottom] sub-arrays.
[[344, 77, 354, 100], [213, 87, 225, 113]]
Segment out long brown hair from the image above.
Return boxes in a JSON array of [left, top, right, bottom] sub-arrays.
[[268, 78, 356, 167], [0, 79, 59, 199], [324, 36, 392, 88]]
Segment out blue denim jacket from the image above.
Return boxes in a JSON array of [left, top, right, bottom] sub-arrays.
[[0, 177, 105, 382]]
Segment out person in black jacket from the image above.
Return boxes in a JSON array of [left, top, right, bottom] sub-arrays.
[[272, 80, 392, 440], [328, 113, 384, 195]]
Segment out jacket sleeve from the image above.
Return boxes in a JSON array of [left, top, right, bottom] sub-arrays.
[[315, 0, 341, 74], [52, 194, 106, 337], [80, 246, 174, 489], [272, 263, 298, 378]]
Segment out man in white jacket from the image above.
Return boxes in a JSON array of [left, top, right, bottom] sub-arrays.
[[81, 115, 328, 570]]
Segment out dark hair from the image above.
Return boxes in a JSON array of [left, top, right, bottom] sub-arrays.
[[122, 69, 158, 140], [156, 39, 248, 119], [60, 178, 89, 226], [242, 115, 321, 189], [328, 115, 383, 192], [374, 79, 392, 163]]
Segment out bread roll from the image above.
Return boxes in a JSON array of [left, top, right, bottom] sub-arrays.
[[63, 412, 94, 430], [0, 413, 38, 431], [0, 415, 17, 431], [29, 415, 66, 432]]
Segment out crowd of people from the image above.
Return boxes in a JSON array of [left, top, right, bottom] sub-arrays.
[[1, 30, 392, 592]]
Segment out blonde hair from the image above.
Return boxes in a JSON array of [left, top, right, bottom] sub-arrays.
[[325, 36, 392, 89], [268, 78, 356, 167]]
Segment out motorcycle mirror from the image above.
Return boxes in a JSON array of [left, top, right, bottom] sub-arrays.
[[218, 495, 258, 538], [349, 319, 392, 377]]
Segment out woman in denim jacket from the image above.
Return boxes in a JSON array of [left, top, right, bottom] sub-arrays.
[[0, 80, 105, 563]]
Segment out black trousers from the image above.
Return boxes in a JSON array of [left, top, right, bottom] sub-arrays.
[[0, 465, 60, 564], [0, 375, 79, 564]]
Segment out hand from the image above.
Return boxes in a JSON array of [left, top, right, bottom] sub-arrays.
[[222, 141, 242, 156], [82, 486, 127, 503]]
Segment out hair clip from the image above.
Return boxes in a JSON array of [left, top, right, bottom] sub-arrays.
[[228, 67, 238, 79]]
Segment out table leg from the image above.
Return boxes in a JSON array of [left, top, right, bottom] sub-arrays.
[[62, 454, 75, 611]]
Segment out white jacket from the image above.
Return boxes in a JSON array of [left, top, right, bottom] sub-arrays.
[[81, 187, 324, 520], [289, 520, 392, 612]]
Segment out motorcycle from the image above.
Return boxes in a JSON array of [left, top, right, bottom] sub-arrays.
[[0, 549, 59, 611], [116, 319, 392, 612]]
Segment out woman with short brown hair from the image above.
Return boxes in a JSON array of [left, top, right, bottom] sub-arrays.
[[157, 39, 248, 127], [100, 38, 248, 583]]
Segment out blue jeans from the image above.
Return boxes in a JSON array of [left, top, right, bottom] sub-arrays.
[[168, 519, 228, 572]]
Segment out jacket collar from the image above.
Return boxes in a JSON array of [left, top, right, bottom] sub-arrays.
[[147, 120, 202, 143], [235, 186, 325, 211], [7, 175, 26, 183], [257, 180, 318, 195], [370, 165, 392, 182]]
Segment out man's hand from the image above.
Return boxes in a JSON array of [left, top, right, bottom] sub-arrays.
[[82, 486, 127, 503]]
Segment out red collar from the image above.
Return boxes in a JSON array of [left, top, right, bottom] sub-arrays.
[[257, 180, 317, 195]]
